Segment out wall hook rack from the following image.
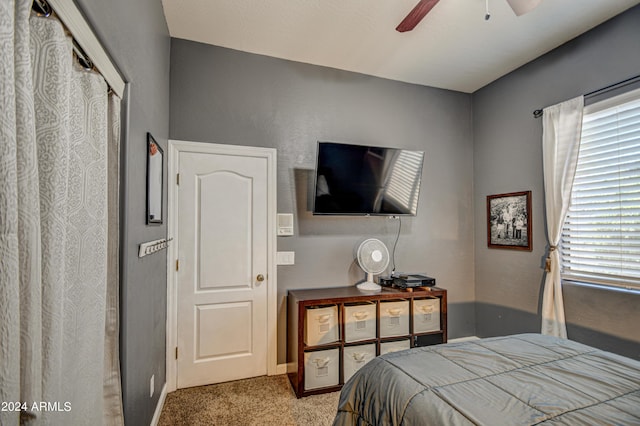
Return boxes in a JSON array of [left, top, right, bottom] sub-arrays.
[[138, 238, 172, 258]]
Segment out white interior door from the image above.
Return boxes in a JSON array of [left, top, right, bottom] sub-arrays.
[[176, 148, 271, 388]]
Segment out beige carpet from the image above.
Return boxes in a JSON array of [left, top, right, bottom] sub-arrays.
[[158, 375, 340, 426]]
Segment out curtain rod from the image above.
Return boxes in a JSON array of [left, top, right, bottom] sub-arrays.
[[32, 1, 95, 72], [532, 74, 640, 118], [31, 0, 125, 97], [32, 0, 50, 16]]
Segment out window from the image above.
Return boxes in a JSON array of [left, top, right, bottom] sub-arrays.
[[561, 88, 640, 289]]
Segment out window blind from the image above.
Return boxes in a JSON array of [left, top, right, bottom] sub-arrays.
[[561, 88, 640, 289]]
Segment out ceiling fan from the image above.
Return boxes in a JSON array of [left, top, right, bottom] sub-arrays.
[[396, 0, 542, 32]]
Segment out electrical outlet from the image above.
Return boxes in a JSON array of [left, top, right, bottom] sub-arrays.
[[150, 374, 154, 397]]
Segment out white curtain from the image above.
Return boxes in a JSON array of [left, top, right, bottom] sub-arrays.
[[0, 2, 35, 425], [104, 89, 123, 426], [0, 2, 123, 425], [541, 96, 584, 338]]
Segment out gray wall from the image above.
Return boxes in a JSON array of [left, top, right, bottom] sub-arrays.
[[473, 5, 640, 360], [74, 1, 171, 424], [169, 39, 476, 363]]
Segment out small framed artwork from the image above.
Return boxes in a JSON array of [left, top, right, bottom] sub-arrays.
[[486, 190, 532, 251], [146, 133, 163, 225]]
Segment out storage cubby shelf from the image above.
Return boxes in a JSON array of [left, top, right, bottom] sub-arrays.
[[287, 286, 447, 398]]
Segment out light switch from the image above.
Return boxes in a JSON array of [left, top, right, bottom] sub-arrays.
[[277, 251, 295, 265]]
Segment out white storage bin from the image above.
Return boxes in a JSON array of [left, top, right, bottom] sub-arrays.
[[304, 349, 339, 390], [304, 305, 339, 346], [380, 300, 409, 338], [343, 344, 376, 382], [344, 303, 376, 343], [413, 298, 441, 333], [380, 339, 410, 355]]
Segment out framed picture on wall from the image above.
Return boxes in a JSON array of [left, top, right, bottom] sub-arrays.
[[486, 191, 532, 251], [146, 133, 163, 225]]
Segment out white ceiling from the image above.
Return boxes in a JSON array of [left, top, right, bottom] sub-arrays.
[[162, 0, 640, 93]]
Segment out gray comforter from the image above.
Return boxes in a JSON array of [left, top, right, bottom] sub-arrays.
[[333, 334, 640, 425]]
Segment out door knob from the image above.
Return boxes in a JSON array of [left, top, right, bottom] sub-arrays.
[[256, 274, 265, 282]]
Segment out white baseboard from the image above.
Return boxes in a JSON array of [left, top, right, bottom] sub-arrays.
[[150, 382, 167, 426], [275, 363, 287, 375], [449, 336, 480, 343]]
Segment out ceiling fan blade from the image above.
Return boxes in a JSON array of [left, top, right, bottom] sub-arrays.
[[396, 0, 441, 33], [506, 0, 542, 16]]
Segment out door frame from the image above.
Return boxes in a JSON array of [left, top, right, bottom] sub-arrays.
[[166, 139, 278, 392]]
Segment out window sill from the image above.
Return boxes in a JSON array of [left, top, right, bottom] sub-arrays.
[[562, 279, 640, 295]]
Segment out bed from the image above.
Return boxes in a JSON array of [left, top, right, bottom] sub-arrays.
[[333, 334, 640, 425]]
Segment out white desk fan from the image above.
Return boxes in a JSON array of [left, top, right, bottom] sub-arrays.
[[355, 238, 390, 291]]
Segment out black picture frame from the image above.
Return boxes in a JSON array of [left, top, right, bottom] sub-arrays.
[[486, 190, 532, 251], [146, 133, 163, 225]]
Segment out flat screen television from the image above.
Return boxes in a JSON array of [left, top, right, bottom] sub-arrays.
[[313, 141, 425, 216]]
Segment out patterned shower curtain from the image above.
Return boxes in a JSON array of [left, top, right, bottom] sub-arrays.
[[0, 2, 123, 425]]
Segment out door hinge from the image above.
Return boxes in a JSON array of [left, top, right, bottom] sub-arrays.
[[175, 346, 178, 360], [176, 259, 179, 271], [176, 173, 180, 185]]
